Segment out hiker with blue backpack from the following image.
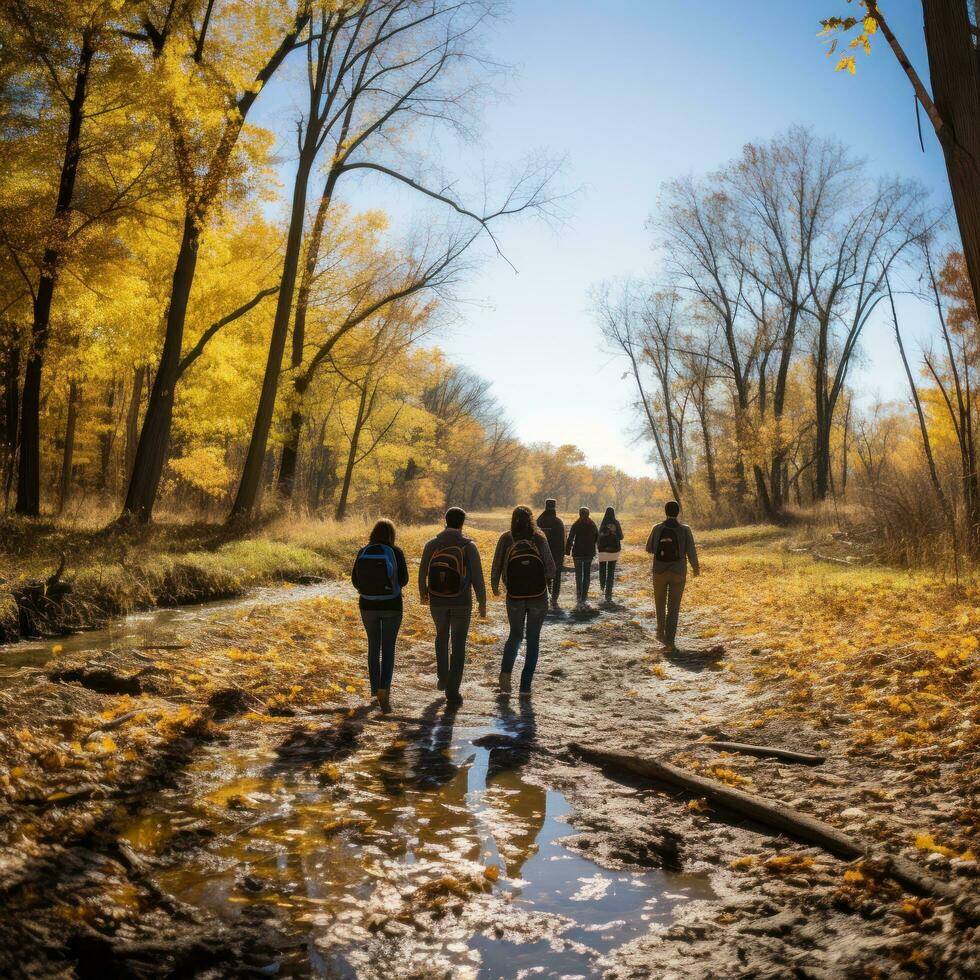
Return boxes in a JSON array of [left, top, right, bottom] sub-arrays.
[[491, 506, 556, 696], [418, 507, 487, 709], [351, 519, 410, 714]]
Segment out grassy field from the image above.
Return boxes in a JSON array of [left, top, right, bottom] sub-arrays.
[[0, 512, 512, 643]]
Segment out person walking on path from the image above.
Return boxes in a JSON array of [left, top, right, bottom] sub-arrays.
[[565, 506, 599, 607], [351, 519, 410, 714], [419, 507, 487, 708], [645, 500, 700, 652], [597, 506, 624, 604], [536, 498, 566, 611], [491, 505, 556, 695]]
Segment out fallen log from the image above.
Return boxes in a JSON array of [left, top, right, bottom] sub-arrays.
[[698, 740, 826, 765], [570, 743, 970, 911]]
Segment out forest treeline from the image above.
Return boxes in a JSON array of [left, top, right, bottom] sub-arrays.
[[596, 126, 980, 562], [1, 0, 648, 525]]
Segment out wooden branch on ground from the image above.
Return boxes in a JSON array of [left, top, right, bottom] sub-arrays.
[[82, 709, 143, 739], [570, 743, 973, 913], [698, 740, 826, 765]]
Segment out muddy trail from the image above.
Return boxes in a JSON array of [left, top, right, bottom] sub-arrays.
[[1, 544, 976, 978]]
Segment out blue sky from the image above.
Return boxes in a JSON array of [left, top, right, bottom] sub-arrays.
[[253, 1, 951, 478]]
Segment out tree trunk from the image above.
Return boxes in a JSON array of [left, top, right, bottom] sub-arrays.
[[892, 289, 956, 538], [335, 380, 369, 522], [230, 149, 316, 522], [57, 381, 80, 515], [122, 214, 200, 522], [16, 31, 93, 516], [97, 379, 117, 492], [3, 342, 17, 455], [922, 1, 980, 311], [124, 364, 146, 481], [277, 171, 338, 500]]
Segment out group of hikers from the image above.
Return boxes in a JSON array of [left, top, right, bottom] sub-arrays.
[[351, 499, 700, 714]]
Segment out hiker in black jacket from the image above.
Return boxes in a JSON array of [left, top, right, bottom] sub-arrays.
[[536, 498, 566, 610], [596, 506, 624, 603], [491, 506, 555, 695], [565, 507, 599, 607], [351, 519, 410, 714]]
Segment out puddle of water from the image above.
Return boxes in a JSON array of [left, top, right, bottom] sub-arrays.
[[0, 582, 338, 680], [119, 698, 713, 978]]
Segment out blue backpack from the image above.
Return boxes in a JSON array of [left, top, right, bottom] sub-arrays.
[[354, 544, 400, 601]]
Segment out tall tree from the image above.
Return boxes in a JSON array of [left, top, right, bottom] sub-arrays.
[[121, 0, 311, 523], [233, 0, 558, 519]]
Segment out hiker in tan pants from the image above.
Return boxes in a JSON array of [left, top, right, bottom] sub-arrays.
[[645, 500, 700, 652]]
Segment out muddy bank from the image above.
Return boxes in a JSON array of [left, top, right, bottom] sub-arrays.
[[0, 518, 345, 645], [0, 543, 977, 977]]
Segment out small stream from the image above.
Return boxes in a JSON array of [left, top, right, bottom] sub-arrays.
[[119, 698, 712, 978], [0, 582, 340, 681]]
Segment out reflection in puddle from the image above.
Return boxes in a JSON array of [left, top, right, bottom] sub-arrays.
[[120, 697, 712, 978]]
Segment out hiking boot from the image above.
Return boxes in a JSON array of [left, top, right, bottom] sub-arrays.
[[376, 688, 392, 714], [498, 671, 512, 694], [436, 677, 446, 691], [663, 641, 676, 654], [446, 690, 463, 709]]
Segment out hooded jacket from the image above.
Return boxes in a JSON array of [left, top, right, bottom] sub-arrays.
[[565, 516, 599, 558], [418, 527, 487, 608], [490, 530, 557, 598], [536, 501, 566, 562]]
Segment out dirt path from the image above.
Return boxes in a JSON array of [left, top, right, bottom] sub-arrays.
[[1, 543, 976, 978]]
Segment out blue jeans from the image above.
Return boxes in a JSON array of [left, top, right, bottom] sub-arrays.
[[431, 604, 472, 696], [573, 557, 592, 602], [361, 609, 401, 693], [502, 599, 548, 692]]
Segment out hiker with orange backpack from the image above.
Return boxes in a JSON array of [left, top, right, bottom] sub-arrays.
[[351, 519, 410, 714], [419, 507, 487, 708], [490, 505, 556, 695]]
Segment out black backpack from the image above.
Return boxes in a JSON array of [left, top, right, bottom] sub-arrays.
[[354, 544, 400, 600], [655, 525, 682, 563], [505, 539, 547, 599], [598, 522, 619, 551], [427, 543, 467, 598]]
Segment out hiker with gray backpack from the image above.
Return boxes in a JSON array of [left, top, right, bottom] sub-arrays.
[[351, 519, 410, 714], [418, 507, 487, 709], [491, 505, 556, 696], [645, 500, 700, 652]]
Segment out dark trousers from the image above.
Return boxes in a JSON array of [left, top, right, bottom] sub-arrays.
[[653, 571, 686, 642], [431, 603, 472, 695], [573, 557, 592, 602], [598, 560, 617, 600], [360, 609, 401, 693], [502, 599, 548, 692], [549, 566, 562, 605]]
